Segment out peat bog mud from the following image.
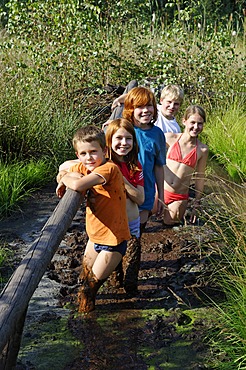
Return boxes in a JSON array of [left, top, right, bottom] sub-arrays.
[[0, 182, 221, 370]]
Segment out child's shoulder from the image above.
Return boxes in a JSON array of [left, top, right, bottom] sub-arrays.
[[105, 159, 118, 167], [139, 125, 164, 135], [151, 125, 166, 140], [94, 160, 122, 182], [70, 162, 85, 173], [98, 159, 121, 173], [198, 140, 209, 152], [165, 132, 180, 139], [165, 132, 180, 146]]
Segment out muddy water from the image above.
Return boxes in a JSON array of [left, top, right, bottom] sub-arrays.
[[0, 182, 218, 370]]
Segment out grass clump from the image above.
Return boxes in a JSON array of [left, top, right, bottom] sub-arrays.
[[0, 77, 98, 217], [0, 159, 52, 218], [0, 242, 14, 286], [205, 99, 246, 182], [0, 244, 12, 269], [203, 179, 246, 369]]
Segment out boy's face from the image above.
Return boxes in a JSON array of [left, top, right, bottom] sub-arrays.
[[76, 140, 106, 171], [133, 102, 154, 129], [160, 96, 181, 119]]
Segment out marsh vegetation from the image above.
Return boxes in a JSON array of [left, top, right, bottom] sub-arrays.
[[0, 1, 245, 368]]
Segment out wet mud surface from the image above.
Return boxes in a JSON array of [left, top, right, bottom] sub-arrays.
[[0, 182, 220, 369]]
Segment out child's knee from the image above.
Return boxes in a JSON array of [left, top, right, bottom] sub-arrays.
[[164, 205, 182, 223]]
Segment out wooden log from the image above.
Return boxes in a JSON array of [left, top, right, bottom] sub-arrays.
[[0, 189, 83, 363], [0, 309, 27, 370]]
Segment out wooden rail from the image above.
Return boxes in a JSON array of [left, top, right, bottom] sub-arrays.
[[0, 189, 83, 369]]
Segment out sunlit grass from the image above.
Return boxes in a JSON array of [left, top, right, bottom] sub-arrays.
[[0, 20, 245, 216], [0, 7, 245, 368], [0, 159, 52, 218], [0, 242, 14, 285], [0, 244, 12, 268], [202, 178, 246, 369], [205, 99, 246, 182], [0, 75, 97, 217]]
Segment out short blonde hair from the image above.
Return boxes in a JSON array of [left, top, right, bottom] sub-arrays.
[[160, 84, 184, 103]]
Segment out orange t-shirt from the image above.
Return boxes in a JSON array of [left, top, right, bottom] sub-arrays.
[[70, 160, 130, 246]]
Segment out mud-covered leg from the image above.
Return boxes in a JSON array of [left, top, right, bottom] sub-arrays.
[[140, 222, 147, 236], [78, 258, 90, 283], [108, 260, 124, 288], [123, 236, 141, 295], [77, 268, 106, 313]]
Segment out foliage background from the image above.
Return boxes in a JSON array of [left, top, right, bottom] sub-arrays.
[[0, 0, 245, 214], [0, 2, 245, 369]]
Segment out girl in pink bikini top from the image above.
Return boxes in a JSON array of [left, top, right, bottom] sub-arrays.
[[167, 134, 197, 168]]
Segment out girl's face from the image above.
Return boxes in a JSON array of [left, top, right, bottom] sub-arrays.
[[133, 102, 154, 128], [111, 127, 133, 160], [183, 113, 204, 137]]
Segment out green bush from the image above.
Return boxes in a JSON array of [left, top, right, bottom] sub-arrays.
[[0, 1, 244, 95]]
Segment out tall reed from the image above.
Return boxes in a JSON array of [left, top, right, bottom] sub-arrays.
[[0, 159, 50, 218], [205, 98, 246, 182], [203, 177, 246, 369]]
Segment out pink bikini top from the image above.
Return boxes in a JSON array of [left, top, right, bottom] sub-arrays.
[[167, 134, 197, 168]]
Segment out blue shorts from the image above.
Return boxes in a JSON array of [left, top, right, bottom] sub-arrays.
[[94, 240, 127, 256], [129, 216, 140, 238]]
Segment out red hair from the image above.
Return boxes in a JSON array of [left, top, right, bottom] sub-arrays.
[[122, 87, 157, 125]]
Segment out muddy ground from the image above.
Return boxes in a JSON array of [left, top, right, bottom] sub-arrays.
[[0, 181, 221, 370]]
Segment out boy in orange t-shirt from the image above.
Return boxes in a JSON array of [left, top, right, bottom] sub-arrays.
[[56, 125, 130, 313]]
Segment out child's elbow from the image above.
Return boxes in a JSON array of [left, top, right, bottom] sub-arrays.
[[68, 179, 84, 193], [73, 184, 85, 193], [56, 170, 67, 183], [138, 194, 145, 206]]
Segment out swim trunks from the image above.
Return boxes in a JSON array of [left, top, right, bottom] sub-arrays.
[[94, 240, 127, 256], [128, 216, 140, 238], [164, 189, 189, 205]]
